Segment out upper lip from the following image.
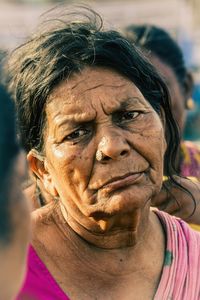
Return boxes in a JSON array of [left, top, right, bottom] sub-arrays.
[[92, 171, 146, 190]]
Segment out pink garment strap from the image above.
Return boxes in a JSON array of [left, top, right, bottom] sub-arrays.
[[154, 210, 200, 300]]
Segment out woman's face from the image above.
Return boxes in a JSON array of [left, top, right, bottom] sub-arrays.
[[0, 152, 30, 300], [37, 67, 166, 244], [149, 54, 186, 135]]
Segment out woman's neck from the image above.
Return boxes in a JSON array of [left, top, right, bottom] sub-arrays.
[[31, 204, 165, 299], [59, 201, 155, 249], [52, 205, 165, 277]]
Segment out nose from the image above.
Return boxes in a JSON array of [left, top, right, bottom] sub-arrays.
[[96, 132, 130, 163]]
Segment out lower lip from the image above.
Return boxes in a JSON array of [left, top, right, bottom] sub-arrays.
[[102, 173, 144, 193]]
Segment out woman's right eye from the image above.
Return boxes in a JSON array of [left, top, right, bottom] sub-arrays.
[[64, 128, 91, 141]]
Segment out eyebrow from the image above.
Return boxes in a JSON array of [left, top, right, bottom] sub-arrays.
[[111, 97, 147, 113], [55, 97, 145, 128], [117, 97, 142, 108], [55, 112, 97, 129]]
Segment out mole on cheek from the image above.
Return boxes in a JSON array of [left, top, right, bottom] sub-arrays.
[[69, 154, 77, 161]]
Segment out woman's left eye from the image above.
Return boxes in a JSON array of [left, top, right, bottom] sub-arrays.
[[117, 111, 140, 123], [122, 111, 139, 120]]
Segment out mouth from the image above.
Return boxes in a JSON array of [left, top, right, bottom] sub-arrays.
[[100, 172, 145, 193]]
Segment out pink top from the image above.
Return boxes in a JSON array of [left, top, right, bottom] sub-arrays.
[[154, 210, 200, 300], [17, 211, 200, 300], [16, 246, 70, 300]]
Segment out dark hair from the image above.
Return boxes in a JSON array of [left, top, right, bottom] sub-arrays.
[[6, 7, 179, 179], [124, 24, 187, 90], [0, 84, 20, 243]]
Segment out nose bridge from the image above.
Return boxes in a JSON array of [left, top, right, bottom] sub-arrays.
[[97, 127, 130, 159]]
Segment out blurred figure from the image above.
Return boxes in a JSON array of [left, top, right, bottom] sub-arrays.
[[124, 24, 200, 178], [124, 25, 200, 225], [184, 82, 200, 141], [0, 85, 30, 300]]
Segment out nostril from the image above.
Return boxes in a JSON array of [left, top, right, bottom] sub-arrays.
[[121, 150, 127, 156], [103, 156, 111, 161]]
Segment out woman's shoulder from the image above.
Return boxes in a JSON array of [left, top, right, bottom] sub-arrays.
[[155, 209, 200, 245], [154, 209, 200, 234], [30, 203, 62, 257]]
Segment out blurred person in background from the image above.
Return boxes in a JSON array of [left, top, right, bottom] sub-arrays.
[[124, 24, 199, 178], [184, 80, 200, 141], [0, 84, 30, 300], [124, 24, 200, 226], [6, 7, 200, 299]]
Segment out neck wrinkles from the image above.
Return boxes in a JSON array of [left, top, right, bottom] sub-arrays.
[[52, 203, 164, 278]]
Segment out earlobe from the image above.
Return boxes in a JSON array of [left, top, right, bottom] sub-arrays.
[[27, 150, 58, 197]]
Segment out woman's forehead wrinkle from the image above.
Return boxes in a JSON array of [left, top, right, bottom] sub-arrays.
[[71, 77, 87, 90], [75, 84, 105, 97], [56, 111, 97, 127], [98, 97, 149, 116], [46, 69, 152, 128], [47, 100, 97, 130], [74, 83, 126, 97]]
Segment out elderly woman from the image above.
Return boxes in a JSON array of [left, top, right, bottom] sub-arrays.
[[7, 8, 200, 300], [0, 85, 30, 299]]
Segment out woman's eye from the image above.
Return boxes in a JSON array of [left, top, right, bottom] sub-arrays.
[[119, 111, 140, 122], [65, 128, 90, 141]]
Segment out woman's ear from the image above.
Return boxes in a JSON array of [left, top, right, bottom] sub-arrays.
[[27, 150, 58, 197]]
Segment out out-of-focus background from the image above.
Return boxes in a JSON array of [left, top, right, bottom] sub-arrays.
[[0, 0, 200, 141]]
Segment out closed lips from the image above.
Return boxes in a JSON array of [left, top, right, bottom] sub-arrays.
[[99, 172, 145, 191]]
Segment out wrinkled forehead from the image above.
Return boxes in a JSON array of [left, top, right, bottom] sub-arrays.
[[46, 67, 153, 118]]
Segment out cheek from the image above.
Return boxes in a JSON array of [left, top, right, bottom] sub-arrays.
[[48, 144, 94, 194], [129, 114, 166, 165], [136, 122, 166, 189]]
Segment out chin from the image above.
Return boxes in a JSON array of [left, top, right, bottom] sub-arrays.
[[87, 186, 153, 218], [67, 189, 152, 248]]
